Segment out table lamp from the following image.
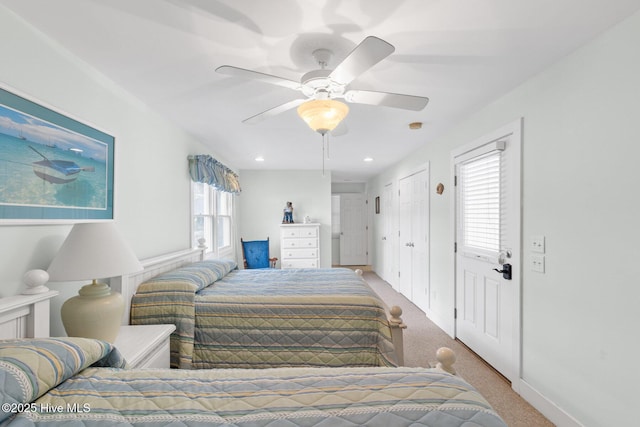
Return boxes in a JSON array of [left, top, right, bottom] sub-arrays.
[[47, 222, 143, 343]]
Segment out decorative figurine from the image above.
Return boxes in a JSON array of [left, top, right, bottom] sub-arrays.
[[283, 201, 294, 223]]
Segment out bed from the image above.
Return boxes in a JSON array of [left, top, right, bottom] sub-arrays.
[[128, 257, 403, 369], [0, 337, 508, 427], [0, 273, 507, 427]]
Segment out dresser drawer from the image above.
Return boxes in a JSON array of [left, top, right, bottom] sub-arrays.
[[282, 259, 318, 268], [282, 237, 317, 249], [297, 227, 318, 237], [282, 248, 318, 259], [281, 226, 318, 238]]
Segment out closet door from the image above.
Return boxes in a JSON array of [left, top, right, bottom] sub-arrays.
[[398, 178, 413, 298], [382, 183, 396, 285], [409, 169, 429, 311], [398, 167, 429, 311]]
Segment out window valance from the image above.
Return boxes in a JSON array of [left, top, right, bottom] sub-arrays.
[[188, 155, 241, 194]]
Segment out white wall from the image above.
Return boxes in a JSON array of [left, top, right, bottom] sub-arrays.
[[0, 7, 231, 335], [331, 182, 366, 193], [369, 11, 640, 426], [237, 170, 332, 268]]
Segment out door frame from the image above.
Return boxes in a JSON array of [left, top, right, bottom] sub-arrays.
[[451, 118, 522, 392]]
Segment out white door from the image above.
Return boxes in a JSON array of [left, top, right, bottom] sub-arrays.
[[410, 170, 429, 312], [454, 119, 521, 384], [398, 167, 429, 309], [340, 193, 368, 265], [382, 183, 395, 284], [398, 177, 412, 298]]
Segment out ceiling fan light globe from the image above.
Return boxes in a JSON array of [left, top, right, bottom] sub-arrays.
[[297, 99, 349, 133]]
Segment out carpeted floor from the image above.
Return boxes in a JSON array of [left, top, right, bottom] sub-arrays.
[[362, 271, 554, 427]]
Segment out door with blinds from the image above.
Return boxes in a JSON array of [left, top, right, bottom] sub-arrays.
[[454, 119, 521, 384]]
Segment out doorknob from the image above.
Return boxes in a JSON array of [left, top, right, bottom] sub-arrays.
[[493, 263, 512, 280]]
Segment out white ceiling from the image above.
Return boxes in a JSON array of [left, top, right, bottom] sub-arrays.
[[3, 0, 639, 182]]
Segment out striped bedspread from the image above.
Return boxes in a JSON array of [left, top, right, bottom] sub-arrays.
[[131, 266, 397, 369], [9, 366, 508, 427]]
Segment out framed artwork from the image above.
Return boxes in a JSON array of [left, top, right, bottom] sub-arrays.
[[375, 196, 380, 214], [0, 87, 114, 223]]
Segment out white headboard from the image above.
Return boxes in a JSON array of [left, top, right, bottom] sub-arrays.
[[0, 290, 59, 339], [111, 248, 205, 325]]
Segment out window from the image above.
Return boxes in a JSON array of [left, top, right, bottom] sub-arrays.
[[215, 190, 232, 251], [458, 151, 501, 255], [192, 182, 234, 257]]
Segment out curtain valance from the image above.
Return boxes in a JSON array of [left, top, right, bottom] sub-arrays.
[[188, 155, 241, 194]]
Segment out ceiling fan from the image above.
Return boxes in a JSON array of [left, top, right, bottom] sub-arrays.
[[215, 36, 429, 126]]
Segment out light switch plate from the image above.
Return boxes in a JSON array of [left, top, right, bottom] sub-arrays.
[[531, 255, 545, 273], [531, 235, 545, 253]]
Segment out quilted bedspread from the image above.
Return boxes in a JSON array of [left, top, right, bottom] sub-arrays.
[[7, 366, 507, 427], [131, 266, 398, 369]]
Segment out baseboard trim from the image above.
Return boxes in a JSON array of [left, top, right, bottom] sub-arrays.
[[520, 379, 583, 427]]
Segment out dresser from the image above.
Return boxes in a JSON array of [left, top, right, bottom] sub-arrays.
[[280, 223, 320, 269]]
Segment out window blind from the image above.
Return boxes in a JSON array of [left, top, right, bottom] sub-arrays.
[[459, 152, 501, 253]]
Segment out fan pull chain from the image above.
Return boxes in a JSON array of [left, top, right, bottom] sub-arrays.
[[326, 132, 331, 160], [322, 133, 326, 177]]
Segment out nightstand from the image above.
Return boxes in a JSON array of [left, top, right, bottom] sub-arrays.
[[114, 324, 175, 368]]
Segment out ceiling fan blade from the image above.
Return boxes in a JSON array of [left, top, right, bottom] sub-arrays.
[[344, 89, 429, 111], [216, 65, 301, 91], [242, 98, 307, 124], [329, 36, 395, 86]]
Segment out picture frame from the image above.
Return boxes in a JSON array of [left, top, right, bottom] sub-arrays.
[[0, 87, 114, 224], [375, 196, 380, 214]]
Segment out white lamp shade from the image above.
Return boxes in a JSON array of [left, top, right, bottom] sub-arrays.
[[47, 222, 143, 282]]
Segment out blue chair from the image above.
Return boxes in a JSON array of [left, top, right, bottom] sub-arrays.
[[241, 237, 278, 269]]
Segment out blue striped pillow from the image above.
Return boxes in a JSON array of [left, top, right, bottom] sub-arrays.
[[144, 259, 237, 291], [0, 338, 125, 421]]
